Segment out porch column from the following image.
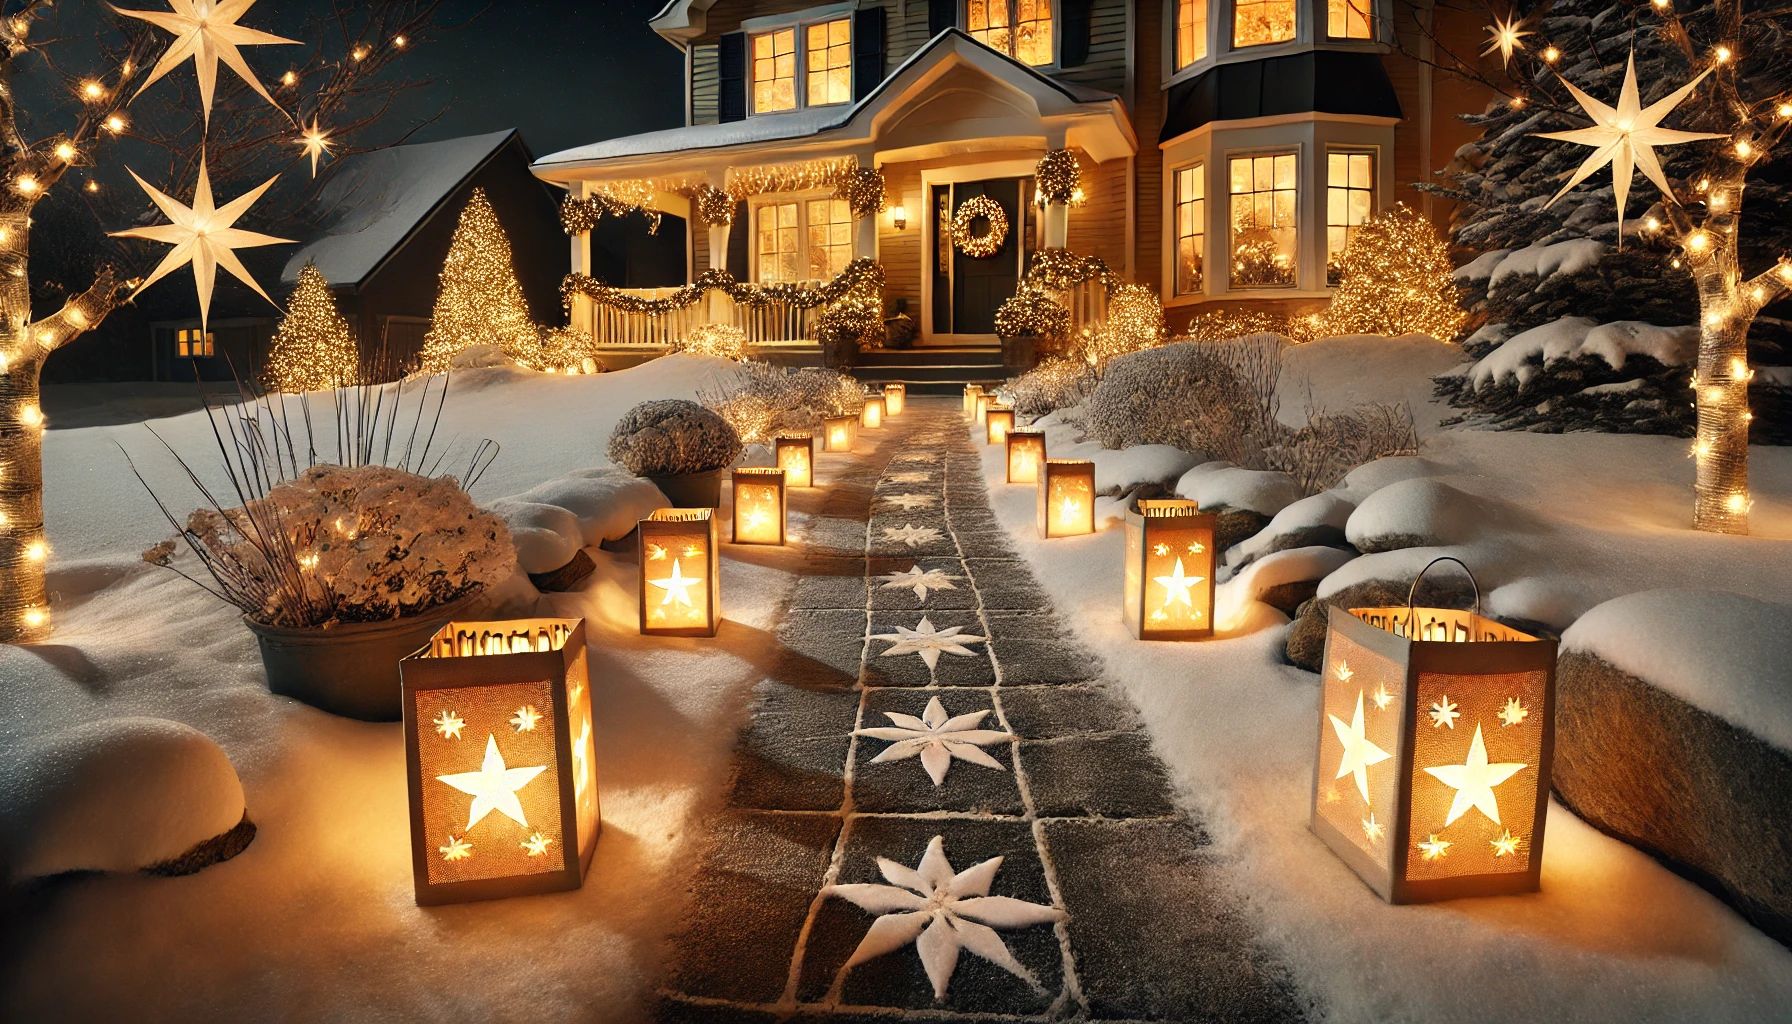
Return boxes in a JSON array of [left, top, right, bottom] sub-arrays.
[[707, 169, 731, 272], [1042, 127, 1070, 250], [570, 182, 594, 336], [854, 148, 879, 263]]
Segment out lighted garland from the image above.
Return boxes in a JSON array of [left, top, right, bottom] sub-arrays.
[[1035, 149, 1082, 205], [1022, 248, 1119, 295], [833, 167, 888, 216], [952, 196, 1008, 258], [994, 287, 1070, 344], [562, 258, 884, 315], [560, 187, 663, 236], [696, 185, 735, 227], [726, 157, 857, 202]]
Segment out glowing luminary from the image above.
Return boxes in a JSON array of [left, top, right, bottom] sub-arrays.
[[985, 405, 1015, 445], [775, 433, 814, 488], [861, 396, 885, 429], [883, 382, 906, 415], [1311, 557, 1556, 903], [401, 617, 597, 905], [638, 508, 721, 637], [731, 467, 786, 545], [975, 393, 996, 426], [962, 384, 983, 420], [823, 414, 858, 452], [1005, 429, 1046, 484], [1037, 459, 1096, 538], [1123, 499, 1216, 640]]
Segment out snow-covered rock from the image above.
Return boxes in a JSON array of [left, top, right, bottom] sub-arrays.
[[0, 718, 247, 881], [1224, 492, 1355, 572], [1454, 248, 1512, 282], [1344, 477, 1486, 552], [1329, 455, 1443, 504], [1468, 318, 1697, 390], [512, 467, 669, 546], [1093, 444, 1199, 495], [1175, 462, 1303, 517], [490, 499, 584, 574], [1218, 545, 1356, 619]]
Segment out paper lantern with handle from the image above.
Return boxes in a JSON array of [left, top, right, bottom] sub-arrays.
[[985, 405, 1015, 445], [861, 395, 885, 429], [1037, 459, 1096, 538], [962, 384, 983, 420], [1006, 429, 1045, 484], [1311, 558, 1557, 904], [823, 414, 858, 452], [776, 433, 814, 488], [401, 617, 598, 906], [638, 508, 721, 637], [883, 383, 906, 416], [1123, 499, 1216, 640], [731, 467, 786, 545]]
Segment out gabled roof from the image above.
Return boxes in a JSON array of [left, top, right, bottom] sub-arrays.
[[281, 129, 521, 289]]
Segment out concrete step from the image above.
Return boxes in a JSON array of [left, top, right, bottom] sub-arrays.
[[854, 346, 1005, 368]]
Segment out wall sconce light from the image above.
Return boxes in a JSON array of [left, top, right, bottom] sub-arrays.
[[891, 204, 907, 230]]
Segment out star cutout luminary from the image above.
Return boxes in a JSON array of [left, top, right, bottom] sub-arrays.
[[1152, 557, 1205, 610], [648, 558, 703, 607], [854, 695, 1011, 786], [435, 734, 548, 831], [870, 615, 987, 671], [112, 0, 300, 123], [1424, 724, 1527, 826]]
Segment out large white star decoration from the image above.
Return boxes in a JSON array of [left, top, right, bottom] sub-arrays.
[[435, 734, 547, 831], [297, 116, 333, 177], [826, 835, 1063, 1001], [878, 565, 962, 602], [883, 524, 944, 549], [882, 493, 938, 511], [1482, 15, 1530, 67], [109, 157, 291, 329], [1152, 557, 1205, 610], [1424, 724, 1527, 827], [112, 0, 299, 123], [648, 557, 703, 607], [1329, 691, 1392, 805], [1532, 51, 1723, 232], [870, 616, 987, 671], [854, 695, 1011, 786]]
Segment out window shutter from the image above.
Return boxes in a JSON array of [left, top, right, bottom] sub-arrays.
[[726, 202, 749, 280], [928, 0, 958, 37], [718, 31, 747, 123], [853, 7, 886, 101], [1060, 0, 1092, 67]]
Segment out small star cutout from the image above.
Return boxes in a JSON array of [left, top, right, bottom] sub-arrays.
[[1498, 697, 1529, 727], [882, 524, 945, 549], [1429, 696, 1460, 729], [1491, 829, 1523, 857], [877, 565, 963, 602], [1153, 542, 1170, 556], [439, 835, 472, 862], [1418, 834, 1451, 860], [521, 832, 553, 857], [1371, 683, 1393, 711], [510, 705, 542, 732], [870, 615, 988, 671], [1362, 813, 1385, 843], [1334, 661, 1354, 684], [433, 710, 465, 740]]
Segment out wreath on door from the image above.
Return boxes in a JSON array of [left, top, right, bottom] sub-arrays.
[[951, 195, 1009, 258]]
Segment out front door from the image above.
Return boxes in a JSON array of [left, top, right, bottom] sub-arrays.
[[930, 178, 1025, 337]]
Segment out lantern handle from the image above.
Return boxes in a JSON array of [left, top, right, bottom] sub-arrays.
[[1405, 556, 1482, 633]]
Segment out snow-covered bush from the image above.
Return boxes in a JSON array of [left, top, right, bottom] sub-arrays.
[[699, 363, 863, 444], [1084, 342, 1257, 453], [674, 323, 748, 361], [1322, 204, 1467, 342], [607, 399, 743, 476], [994, 288, 1071, 349], [1270, 403, 1419, 495], [1004, 357, 1097, 418]]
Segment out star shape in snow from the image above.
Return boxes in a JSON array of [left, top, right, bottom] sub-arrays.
[[520, 832, 553, 857], [109, 157, 292, 329], [435, 734, 547, 831], [297, 115, 333, 177], [870, 616, 987, 671], [1429, 696, 1459, 729], [854, 695, 1011, 786], [1424, 724, 1527, 826], [878, 565, 962, 602], [1491, 829, 1523, 857], [112, 0, 299, 123], [1329, 691, 1392, 805], [510, 705, 541, 732], [882, 493, 938, 511], [886, 471, 933, 484], [1482, 15, 1530, 67], [1532, 51, 1723, 231], [439, 835, 472, 862], [1370, 683, 1393, 711], [1152, 557, 1205, 609], [647, 557, 703, 607], [1498, 697, 1529, 727], [433, 710, 464, 740], [826, 835, 1063, 1001], [1417, 834, 1451, 861], [883, 524, 944, 549]]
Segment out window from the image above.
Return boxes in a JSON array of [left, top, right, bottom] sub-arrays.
[[1326, 151, 1374, 284], [757, 201, 801, 282], [968, 0, 1054, 66], [177, 329, 214, 358], [1328, 0, 1372, 38], [1175, 0, 1208, 69], [807, 197, 854, 279], [1234, 0, 1295, 47], [757, 197, 854, 283], [805, 19, 852, 106], [751, 28, 796, 113], [1229, 153, 1297, 288], [1175, 164, 1206, 295]]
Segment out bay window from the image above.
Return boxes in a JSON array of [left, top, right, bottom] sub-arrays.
[[1174, 163, 1206, 295], [1328, 0, 1373, 38], [1234, 0, 1296, 47], [968, 0, 1054, 66], [1229, 152, 1297, 288], [1326, 151, 1374, 284]]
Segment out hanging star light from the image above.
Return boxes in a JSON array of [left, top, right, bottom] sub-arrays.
[[111, 0, 300, 123], [1482, 14, 1531, 67], [1532, 51, 1724, 232], [297, 115, 333, 177], [109, 157, 291, 330]]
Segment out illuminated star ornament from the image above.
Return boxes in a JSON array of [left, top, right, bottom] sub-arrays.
[[1482, 15, 1530, 67], [1329, 691, 1392, 804], [1429, 695, 1459, 729], [509, 705, 541, 732], [1418, 834, 1451, 860], [1498, 697, 1529, 727], [1152, 558, 1205, 611], [109, 157, 292, 329], [853, 695, 1011, 786], [112, 0, 300, 123], [1532, 51, 1724, 232], [1424, 724, 1527, 826], [648, 558, 703, 607], [297, 115, 333, 177], [870, 615, 987, 671], [435, 734, 547, 831]]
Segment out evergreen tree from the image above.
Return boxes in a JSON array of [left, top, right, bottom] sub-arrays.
[[262, 262, 360, 392], [417, 188, 540, 372], [1323, 203, 1466, 342]]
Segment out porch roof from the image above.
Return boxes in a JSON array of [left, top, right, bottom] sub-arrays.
[[532, 29, 1136, 182]]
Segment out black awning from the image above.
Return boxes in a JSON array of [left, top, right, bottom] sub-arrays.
[[1160, 50, 1403, 143]]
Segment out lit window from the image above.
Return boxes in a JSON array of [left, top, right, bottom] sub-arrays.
[[806, 197, 854, 279], [1175, 163, 1205, 295], [1234, 0, 1296, 47], [1327, 152, 1374, 284], [177, 328, 214, 358], [1176, 0, 1208, 68], [1329, 0, 1373, 39], [757, 202, 801, 282], [1229, 153, 1298, 288], [968, 0, 1054, 66], [752, 28, 796, 113], [806, 19, 852, 106]]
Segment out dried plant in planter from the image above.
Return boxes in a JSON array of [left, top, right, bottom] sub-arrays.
[[607, 399, 743, 477], [1004, 358, 1098, 418], [699, 363, 865, 445]]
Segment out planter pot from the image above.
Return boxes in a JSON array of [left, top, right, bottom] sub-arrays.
[[648, 468, 724, 508], [245, 593, 478, 722]]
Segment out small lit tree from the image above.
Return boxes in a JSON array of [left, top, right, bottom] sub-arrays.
[[262, 262, 359, 392], [417, 188, 540, 371], [1323, 204, 1467, 342]]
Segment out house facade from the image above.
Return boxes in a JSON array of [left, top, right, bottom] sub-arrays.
[[532, 0, 1487, 353]]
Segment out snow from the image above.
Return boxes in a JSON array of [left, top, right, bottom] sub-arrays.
[[1175, 462, 1305, 516], [510, 468, 671, 546], [1344, 477, 1507, 551], [1454, 248, 1511, 282], [490, 499, 583, 574], [1216, 545, 1355, 624], [1486, 238, 1608, 288], [1470, 318, 1698, 389], [1562, 590, 1792, 753], [1225, 491, 1355, 568], [1278, 334, 1470, 430]]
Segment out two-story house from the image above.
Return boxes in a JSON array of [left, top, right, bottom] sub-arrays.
[[531, 0, 1488, 355]]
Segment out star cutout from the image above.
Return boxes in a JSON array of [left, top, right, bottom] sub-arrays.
[[1417, 834, 1451, 860], [647, 557, 704, 607], [878, 565, 962, 602], [1491, 829, 1523, 857], [1429, 696, 1460, 729], [645, 542, 668, 561], [883, 524, 944, 549], [1371, 683, 1393, 711], [439, 835, 472, 862], [435, 734, 548, 831], [1424, 724, 1528, 826], [520, 832, 553, 857], [825, 835, 1063, 1001], [109, 156, 292, 329], [1498, 697, 1529, 727], [1328, 691, 1393, 805], [510, 705, 541, 732], [882, 493, 938, 511], [1334, 661, 1354, 684], [297, 115, 333, 177], [1361, 813, 1385, 843], [1482, 15, 1530, 67], [1152, 557, 1205, 610], [870, 615, 987, 671], [854, 695, 1011, 786], [1532, 51, 1723, 233], [433, 709, 465, 740], [112, 0, 300, 123]]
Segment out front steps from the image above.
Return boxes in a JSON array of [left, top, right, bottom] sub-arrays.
[[849, 346, 1012, 394]]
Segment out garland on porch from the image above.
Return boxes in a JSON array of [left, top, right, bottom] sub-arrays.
[[1021, 247, 1119, 295], [561, 258, 884, 314], [833, 167, 888, 216], [1034, 149, 1082, 205], [725, 157, 858, 201], [952, 195, 1009, 258]]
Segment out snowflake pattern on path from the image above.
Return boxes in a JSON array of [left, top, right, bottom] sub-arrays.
[[885, 471, 934, 485], [854, 695, 1010, 786], [883, 524, 945, 548], [869, 616, 987, 670], [826, 835, 1062, 1001], [877, 565, 962, 601], [881, 493, 938, 511]]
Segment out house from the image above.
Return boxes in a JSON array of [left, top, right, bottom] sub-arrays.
[[531, 0, 1490, 359]]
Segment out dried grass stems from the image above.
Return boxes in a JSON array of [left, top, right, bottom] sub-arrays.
[[698, 362, 866, 446]]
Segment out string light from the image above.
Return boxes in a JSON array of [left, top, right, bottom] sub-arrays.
[[16, 175, 38, 193], [352, 45, 369, 61], [1645, 216, 1660, 230], [418, 188, 543, 372], [80, 80, 104, 100], [105, 114, 127, 132], [1780, 103, 1792, 118], [85, 179, 98, 192], [394, 35, 407, 48], [1735, 139, 1752, 158], [281, 70, 296, 86], [1543, 45, 1559, 63], [1715, 45, 1732, 62], [25, 540, 47, 561], [1322, 203, 1467, 342], [1687, 231, 1710, 251], [54, 142, 75, 161]]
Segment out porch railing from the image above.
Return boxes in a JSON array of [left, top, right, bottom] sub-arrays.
[[580, 279, 834, 350], [1039, 278, 1108, 337]]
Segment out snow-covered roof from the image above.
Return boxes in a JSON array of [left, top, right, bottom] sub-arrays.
[[282, 129, 520, 288]]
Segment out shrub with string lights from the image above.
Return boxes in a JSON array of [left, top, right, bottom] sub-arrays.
[[1323, 204, 1467, 342], [417, 188, 542, 372]]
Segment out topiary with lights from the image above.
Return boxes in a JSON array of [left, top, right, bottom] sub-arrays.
[[1322, 203, 1467, 342]]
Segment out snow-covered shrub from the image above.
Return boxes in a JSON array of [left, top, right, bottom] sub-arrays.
[[607, 399, 743, 476], [699, 363, 863, 444], [674, 323, 748, 361], [1269, 403, 1419, 495], [1004, 357, 1097, 418], [1084, 342, 1259, 454]]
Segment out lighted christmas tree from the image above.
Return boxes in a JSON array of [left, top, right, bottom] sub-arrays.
[[1322, 204, 1466, 342], [262, 262, 360, 392], [417, 188, 540, 371]]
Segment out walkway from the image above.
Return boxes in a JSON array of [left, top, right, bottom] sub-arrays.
[[654, 400, 1307, 1022]]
